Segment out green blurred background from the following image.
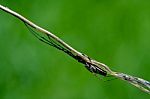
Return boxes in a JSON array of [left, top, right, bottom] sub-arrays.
[[0, 0, 150, 99]]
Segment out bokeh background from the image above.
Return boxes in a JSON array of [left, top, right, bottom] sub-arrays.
[[0, 0, 150, 99]]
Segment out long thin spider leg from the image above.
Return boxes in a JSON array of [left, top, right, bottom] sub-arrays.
[[46, 34, 77, 58], [25, 22, 65, 50], [103, 77, 117, 82], [24, 23, 54, 46], [25, 22, 77, 59], [46, 34, 64, 50]]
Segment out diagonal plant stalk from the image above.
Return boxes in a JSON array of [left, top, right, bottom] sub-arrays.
[[0, 4, 149, 94]]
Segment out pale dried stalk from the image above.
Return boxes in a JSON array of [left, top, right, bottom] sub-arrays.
[[0, 4, 149, 94]]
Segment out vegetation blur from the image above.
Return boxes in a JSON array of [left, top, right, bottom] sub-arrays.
[[0, 0, 150, 99]]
